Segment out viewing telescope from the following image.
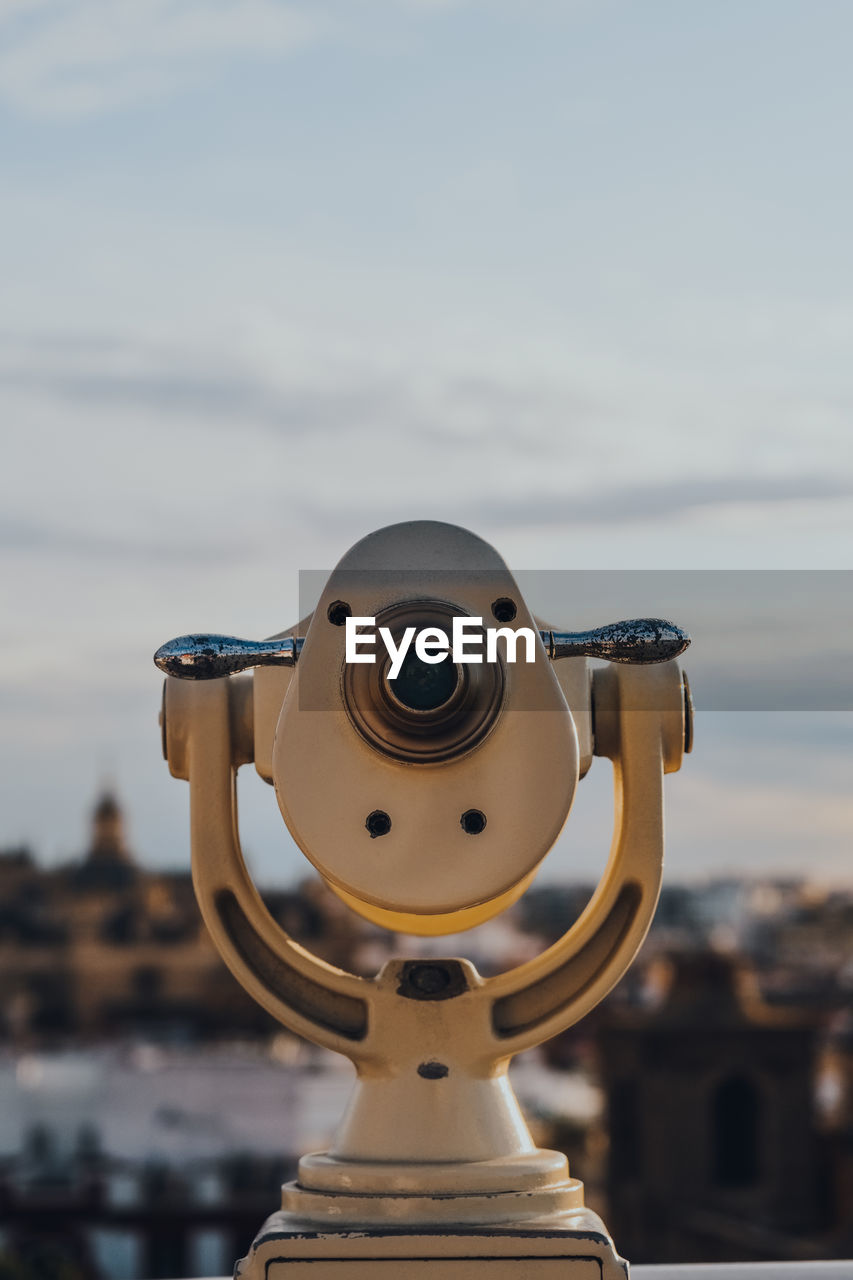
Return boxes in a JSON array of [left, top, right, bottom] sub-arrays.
[[155, 520, 692, 1277]]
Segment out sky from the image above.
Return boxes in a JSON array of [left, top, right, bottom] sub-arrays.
[[1, 0, 851, 890]]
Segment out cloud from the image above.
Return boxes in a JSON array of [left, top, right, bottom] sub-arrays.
[[0, 330, 595, 460], [0, 512, 244, 565], [4, 331, 850, 545], [2, 350, 295, 426], [466, 475, 853, 528], [310, 473, 853, 538], [0, 0, 330, 118], [0, 0, 485, 119], [0, 331, 414, 434]]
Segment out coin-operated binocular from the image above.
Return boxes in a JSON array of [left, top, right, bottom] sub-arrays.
[[155, 521, 692, 1279]]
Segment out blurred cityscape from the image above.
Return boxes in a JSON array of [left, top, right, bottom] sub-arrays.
[[0, 791, 850, 1278]]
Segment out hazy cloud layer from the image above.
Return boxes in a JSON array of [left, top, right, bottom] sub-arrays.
[[1, 1, 851, 885], [0, 0, 329, 117], [4, 330, 850, 537], [0, 0, 486, 119]]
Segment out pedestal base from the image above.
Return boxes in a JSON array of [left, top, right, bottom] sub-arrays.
[[236, 1211, 629, 1279]]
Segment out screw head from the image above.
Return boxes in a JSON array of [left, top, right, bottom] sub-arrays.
[[491, 597, 517, 623], [417, 1060, 450, 1079], [461, 809, 487, 835], [365, 810, 391, 838], [327, 600, 352, 627]]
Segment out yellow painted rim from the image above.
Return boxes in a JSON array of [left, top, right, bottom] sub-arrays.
[[325, 867, 539, 936]]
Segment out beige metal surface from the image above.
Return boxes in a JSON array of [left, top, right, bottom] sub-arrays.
[[274, 522, 579, 919]]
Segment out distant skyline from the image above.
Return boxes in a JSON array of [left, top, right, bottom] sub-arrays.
[[1, 0, 851, 887]]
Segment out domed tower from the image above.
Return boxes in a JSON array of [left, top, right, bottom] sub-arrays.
[[90, 791, 129, 864], [77, 789, 136, 889]]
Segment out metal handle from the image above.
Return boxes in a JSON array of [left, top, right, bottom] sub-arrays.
[[543, 618, 689, 665], [154, 634, 304, 680], [154, 618, 688, 680]]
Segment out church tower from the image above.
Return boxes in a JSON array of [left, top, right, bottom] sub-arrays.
[[76, 788, 136, 889], [598, 951, 825, 1263], [90, 791, 130, 865]]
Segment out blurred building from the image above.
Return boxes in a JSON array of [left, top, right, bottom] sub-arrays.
[[599, 951, 853, 1264], [0, 790, 387, 1046], [1, 807, 851, 1276], [0, 790, 390, 1276]]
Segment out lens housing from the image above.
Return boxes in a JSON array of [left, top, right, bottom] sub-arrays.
[[342, 600, 505, 763]]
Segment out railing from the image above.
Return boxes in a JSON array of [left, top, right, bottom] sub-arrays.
[[634, 1267, 853, 1278]]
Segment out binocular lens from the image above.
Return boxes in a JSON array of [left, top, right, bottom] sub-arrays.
[[390, 651, 459, 712], [345, 604, 502, 761]]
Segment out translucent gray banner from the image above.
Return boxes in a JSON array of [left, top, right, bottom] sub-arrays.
[[297, 570, 853, 711]]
